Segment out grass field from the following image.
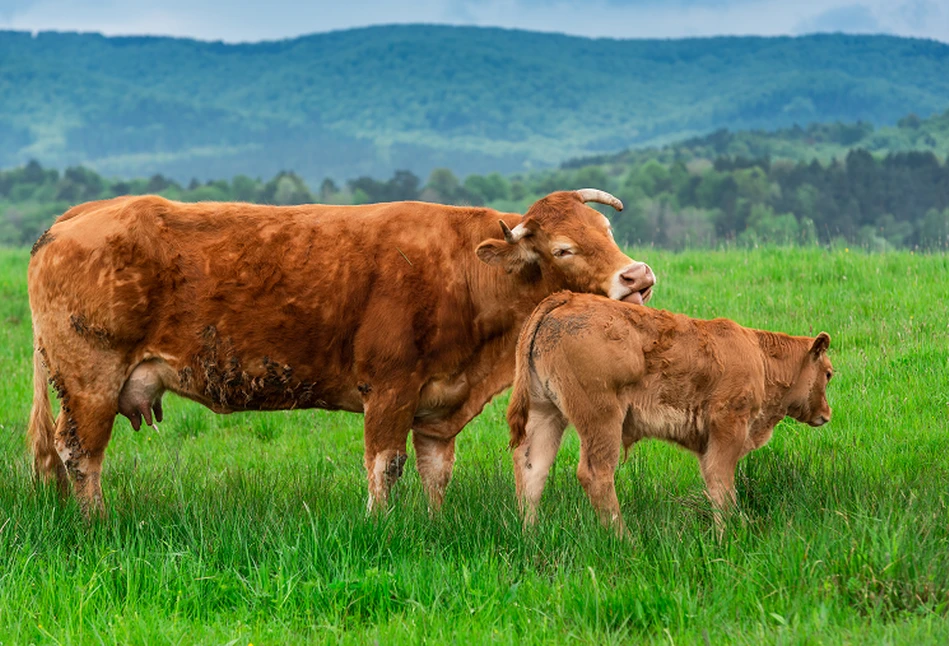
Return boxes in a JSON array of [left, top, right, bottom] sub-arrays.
[[0, 246, 947, 644]]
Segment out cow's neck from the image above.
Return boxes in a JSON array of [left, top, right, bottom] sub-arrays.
[[468, 261, 560, 345]]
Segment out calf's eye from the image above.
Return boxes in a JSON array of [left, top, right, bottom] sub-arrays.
[[552, 247, 573, 258], [826, 371, 833, 381]]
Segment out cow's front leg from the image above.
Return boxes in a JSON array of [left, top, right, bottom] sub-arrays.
[[362, 386, 418, 513], [411, 432, 456, 512]]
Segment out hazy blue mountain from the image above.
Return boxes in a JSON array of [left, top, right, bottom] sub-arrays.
[[2, 26, 948, 183]]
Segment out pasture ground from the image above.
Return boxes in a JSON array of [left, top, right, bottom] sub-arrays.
[[0, 247, 947, 644]]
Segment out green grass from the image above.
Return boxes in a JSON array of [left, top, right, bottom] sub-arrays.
[[1, 247, 947, 644]]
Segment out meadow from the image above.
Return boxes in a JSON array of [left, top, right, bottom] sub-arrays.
[[0, 246, 947, 644]]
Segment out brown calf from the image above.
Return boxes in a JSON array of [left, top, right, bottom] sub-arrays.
[[507, 292, 833, 535]]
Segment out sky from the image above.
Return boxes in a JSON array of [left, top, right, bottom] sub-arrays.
[[0, 0, 946, 44]]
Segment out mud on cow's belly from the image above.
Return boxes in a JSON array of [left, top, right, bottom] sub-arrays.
[[177, 358, 337, 412], [122, 355, 344, 420]]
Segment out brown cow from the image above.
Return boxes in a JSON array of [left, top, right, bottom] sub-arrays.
[[507, 292, 832, 536], [27, 190, 656, 516]]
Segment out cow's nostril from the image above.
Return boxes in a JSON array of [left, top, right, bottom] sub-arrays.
[[621, 264, 644, 283], [621, 263, 656, 288]]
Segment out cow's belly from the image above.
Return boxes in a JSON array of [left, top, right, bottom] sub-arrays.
[[120, 355, 364, 420], [120, 355, 473, 428]]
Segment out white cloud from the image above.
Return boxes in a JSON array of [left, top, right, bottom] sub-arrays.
[[794, 4, 882, 35]]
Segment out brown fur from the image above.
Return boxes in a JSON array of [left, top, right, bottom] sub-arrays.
[[27, 191, 655, 516], [508, 292, 833, 536]]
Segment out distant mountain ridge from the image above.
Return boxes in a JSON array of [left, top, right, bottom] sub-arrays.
[[1, 26, 949, 183]]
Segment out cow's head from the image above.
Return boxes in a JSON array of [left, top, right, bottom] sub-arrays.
[[787, 332, 834, 427], [476, 189, 655, 304]]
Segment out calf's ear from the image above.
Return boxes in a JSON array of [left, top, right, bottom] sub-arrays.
[[810, 332, 831, 358]]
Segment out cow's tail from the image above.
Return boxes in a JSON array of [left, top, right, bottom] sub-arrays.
[[28, 345, 58, 480], [508, 292, 573, 449]]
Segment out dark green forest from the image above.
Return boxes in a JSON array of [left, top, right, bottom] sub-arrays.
[[2, 27, 949, 183], [3, 117, 948, 250]]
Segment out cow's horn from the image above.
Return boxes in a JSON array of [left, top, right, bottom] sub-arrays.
[[499, 220, 528, 244], [499, 220, 516, 243], [576, 188, 623, 212]]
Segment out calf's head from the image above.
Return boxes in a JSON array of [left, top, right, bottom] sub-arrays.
[[476, 189, 655, 303], [787, 332, 834, 427]]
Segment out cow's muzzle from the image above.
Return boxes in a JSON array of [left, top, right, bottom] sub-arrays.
[[614, 262, 656, 304]]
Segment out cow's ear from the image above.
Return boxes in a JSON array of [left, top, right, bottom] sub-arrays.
[[810, 332, 831, 358], [476, 238, 537, 270], [476, 219, 538, 270], [475, 238, 512, 266]]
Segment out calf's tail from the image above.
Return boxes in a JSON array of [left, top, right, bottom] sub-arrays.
[[507, 292, 573, 449]]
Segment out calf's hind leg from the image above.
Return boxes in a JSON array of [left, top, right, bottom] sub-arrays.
[[512, 401, 567, 526]]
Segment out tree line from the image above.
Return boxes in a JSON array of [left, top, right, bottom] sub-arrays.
[[2, 149, 948, 250]]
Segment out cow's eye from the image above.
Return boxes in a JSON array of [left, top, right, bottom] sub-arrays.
[[826, 371, 833, 381], [552, 247, 573, 258]]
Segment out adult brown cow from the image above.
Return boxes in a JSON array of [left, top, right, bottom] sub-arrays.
[[507, 292, 832, 536], [28, 190, 655, 516]]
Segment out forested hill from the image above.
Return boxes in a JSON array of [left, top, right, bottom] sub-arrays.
[[562, 109, 949, 169], [2, 26, 949, 183]]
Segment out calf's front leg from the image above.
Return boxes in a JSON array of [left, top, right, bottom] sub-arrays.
[[698, 418, 749, 531]]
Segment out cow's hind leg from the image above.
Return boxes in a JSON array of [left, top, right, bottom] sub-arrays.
[[46, 355, 124, 518], [54, 394, 117, 518], [412, 432, 455, 512], [512, 401, 568, 526]]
